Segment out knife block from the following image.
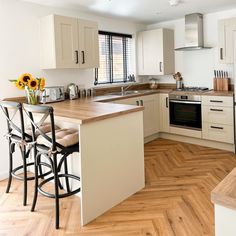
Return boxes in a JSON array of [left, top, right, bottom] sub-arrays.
[[213, 78, 230, 91]]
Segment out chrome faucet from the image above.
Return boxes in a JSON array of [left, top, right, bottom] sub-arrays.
[[121, 84, 134, 94]]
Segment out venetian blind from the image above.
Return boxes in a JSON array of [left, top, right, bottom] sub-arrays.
[[95, 31, 132, 85]]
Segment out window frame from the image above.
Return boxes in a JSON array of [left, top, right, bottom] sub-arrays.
[[94, 31, 133, 85]]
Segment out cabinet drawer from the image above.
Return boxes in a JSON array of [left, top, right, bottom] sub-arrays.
[[202, 106, 233, 125], [202, 123, 234, 144], [202, 96, 233, 107]]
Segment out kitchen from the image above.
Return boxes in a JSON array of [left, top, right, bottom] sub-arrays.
[[1, 0, 236, 235]]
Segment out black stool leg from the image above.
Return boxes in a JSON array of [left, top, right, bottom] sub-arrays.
[[53, 153, 60, 229], [37, 148, 44, 179], [21, 147, 28, 206], [6, 142, 14, 193], [64, 157, 71, 193], [31, 153, 40, 212]]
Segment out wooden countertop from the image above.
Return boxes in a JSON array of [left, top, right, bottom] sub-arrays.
[[4, 88, 233, 125], [94, 89, 173, 103], [169, 90, 234, 97], [46, 99, 144, 125], [204, 90, 234, 97], [211, 168, 236, 211]]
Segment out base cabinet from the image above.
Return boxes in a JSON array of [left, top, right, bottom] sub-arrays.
[[202, 96, 234, 144], [113, 95, 159, 138], [159, 94, 170, 133]]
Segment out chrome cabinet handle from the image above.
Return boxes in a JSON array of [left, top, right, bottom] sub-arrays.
[[82, 51, 85, 64], [140, 100, 144, 106], [75, 50, 79, 64], [210, 108, 223, 112], [210, 126, 224, 130], [136, 100, 140, 106]]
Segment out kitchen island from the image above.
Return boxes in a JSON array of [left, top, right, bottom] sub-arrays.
[[48, 99, 145, 226]]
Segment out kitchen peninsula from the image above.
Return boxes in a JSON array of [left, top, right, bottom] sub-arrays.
[[47, 99, 145, 225]]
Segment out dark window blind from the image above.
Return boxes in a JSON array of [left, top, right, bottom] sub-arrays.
[[94, 31, 132, 85]]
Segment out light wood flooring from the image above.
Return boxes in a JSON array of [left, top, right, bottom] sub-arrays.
[[0, 138, 236, 236]]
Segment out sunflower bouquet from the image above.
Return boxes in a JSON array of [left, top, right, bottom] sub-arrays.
[[10, 73, 45, 105]]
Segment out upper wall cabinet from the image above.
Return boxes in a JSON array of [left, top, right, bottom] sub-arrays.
[[40, 15, 99, 69], [218, 17, 236, 64], [137, 28, 175, 76]]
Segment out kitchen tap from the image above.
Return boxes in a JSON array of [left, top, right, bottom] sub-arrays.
[[121, 84, 134, 94]]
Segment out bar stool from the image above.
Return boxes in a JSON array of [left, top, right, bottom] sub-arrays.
[[0, 101, 52, 206], [23, 103, 81, 229]]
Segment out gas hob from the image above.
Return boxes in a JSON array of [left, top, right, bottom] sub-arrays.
[[175, 87, 209, 92]]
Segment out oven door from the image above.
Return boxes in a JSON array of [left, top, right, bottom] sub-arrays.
[[169, 100, 202, 130]]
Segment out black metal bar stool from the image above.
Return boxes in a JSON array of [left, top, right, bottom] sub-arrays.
[[23, 103, 81, 229], [0, 101, 52, 206]]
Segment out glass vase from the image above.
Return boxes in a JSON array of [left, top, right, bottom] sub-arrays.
[[25, 87, 39, 105]]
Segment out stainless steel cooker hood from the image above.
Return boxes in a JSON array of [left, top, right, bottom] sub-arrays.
[[175, 13, 212, 51]]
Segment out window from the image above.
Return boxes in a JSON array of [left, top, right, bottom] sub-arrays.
[[94, 31, 133, 85]]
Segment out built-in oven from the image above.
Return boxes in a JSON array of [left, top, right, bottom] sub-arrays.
[[169, 94, 202, 130]]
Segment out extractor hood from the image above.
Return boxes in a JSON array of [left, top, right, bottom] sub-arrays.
[[175, 13, 212, 51]]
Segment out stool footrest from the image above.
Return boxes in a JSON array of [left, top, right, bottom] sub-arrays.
[[11, 162, 52, 181], [38, 174, 81, 199]]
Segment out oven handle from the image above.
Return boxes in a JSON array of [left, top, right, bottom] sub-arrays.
[[169, 100, 201, 105]]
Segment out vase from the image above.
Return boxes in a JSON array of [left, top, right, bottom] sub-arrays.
[[25, 87, 39, 105]]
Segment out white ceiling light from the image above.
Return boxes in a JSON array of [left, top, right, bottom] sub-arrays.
[[169, 0, 180, 6]]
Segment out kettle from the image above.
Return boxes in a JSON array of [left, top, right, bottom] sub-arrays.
[[68, 83, 79, 100]]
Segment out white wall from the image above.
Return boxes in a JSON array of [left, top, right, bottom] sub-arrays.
[[0, 0, 145, 179], [0, 0, 145, 99], [147, 9, 236, 88]]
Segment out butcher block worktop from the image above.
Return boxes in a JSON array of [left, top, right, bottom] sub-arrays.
[[47, 99, 144, 124], [211, 168, 236, 211]]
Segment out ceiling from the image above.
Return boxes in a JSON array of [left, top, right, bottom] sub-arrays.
[[22, 0, 236, 24]]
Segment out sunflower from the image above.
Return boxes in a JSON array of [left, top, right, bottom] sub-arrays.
[[28, 79, 39, 90], [15, 79, 25, 90], [19, 73, 33, 85], [39, 78, 45, 91]]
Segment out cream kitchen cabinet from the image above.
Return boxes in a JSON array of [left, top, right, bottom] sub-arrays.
[[137, 28, 175, 76], [40, 15, 99, 69], [202, 96, 234, 144], [158, 93, 170, 133], [113, 94, 159, 137], [218, 17, 236, 64]]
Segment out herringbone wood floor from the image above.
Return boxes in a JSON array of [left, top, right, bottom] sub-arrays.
[[0, 138, 236, 236]]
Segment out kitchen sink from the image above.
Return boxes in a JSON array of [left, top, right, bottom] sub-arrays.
[[108, 90, 152, 96]]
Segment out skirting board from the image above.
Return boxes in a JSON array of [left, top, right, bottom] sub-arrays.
[[0, 172, 8, 181], [160, 132, 235, 152]]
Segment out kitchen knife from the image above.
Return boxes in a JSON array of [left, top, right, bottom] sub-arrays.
[[214, 70, 216, 78], [216, 70, 219, 77]]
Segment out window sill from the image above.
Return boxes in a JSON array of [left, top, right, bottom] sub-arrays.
[[93, 81, 141, 89]]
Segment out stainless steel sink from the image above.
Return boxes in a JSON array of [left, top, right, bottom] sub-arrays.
[[108, 90, 152, 96]]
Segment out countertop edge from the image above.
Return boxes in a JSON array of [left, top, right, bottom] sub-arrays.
[[211, 168, 236, 211]]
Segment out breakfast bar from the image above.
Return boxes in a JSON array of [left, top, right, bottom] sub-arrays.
[[48, 99, 145, 225]]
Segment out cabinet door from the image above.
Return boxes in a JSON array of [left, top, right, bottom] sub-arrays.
[[141, 95, 159, 137], [138, 29, 164, 75], [112, 95, 159, 137], [159, 94, 170, 133], [54, 15, 79, 68], [218, 18, 236, 64], [78, 19, 99, 69]]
